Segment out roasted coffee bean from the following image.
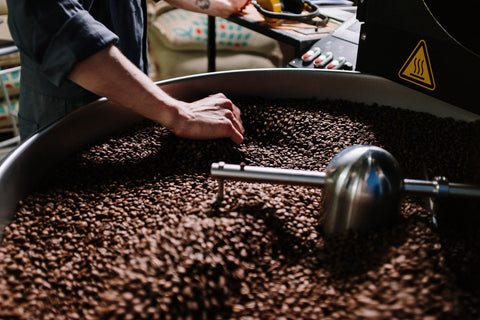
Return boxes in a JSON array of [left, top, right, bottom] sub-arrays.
[[0, 98, 479, 319]]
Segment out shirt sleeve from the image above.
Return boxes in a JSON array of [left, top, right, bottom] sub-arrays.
[[7, 0, 119, 87]]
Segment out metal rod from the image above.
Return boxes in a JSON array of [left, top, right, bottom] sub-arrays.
[[403, 179, 439, 195], [211, 162, 480, 198], [207, 16, 216, 72], [211, 162, 326, 187], [403, 179, 480, 198]]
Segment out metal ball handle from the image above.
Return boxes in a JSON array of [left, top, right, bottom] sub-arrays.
[[210, 145, 480, 234]]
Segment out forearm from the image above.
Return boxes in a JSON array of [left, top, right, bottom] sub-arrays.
[[68, 44, 244, 144], [164, 0, 245, 18], [68, 44, 181, 130]]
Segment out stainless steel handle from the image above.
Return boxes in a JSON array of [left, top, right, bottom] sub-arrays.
[[211, 162, 326, 202], [404, 178, 480, 198], [211, 162, 480, 200], [211, 162, 326, 187]]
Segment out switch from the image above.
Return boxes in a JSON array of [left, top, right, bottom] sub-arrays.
[[301, 47, 322, 65], [326, 56, 346, 70], [313, 51, 333, 68]]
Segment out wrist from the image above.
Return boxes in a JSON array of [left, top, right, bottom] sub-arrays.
[[150, 92, 186, 131]]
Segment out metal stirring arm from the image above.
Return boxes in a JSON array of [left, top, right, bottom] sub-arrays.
[[211, 162, 480, 200], [211, 162, 326, 186], [404, 177, 480, 198], [211, 162, 326, 201], [212, 145, 480, 234]]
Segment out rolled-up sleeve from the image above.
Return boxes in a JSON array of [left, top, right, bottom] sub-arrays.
[[7, 0, 119, 86]]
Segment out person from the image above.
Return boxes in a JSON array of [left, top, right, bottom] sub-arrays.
[[6, 0, 248, 143]]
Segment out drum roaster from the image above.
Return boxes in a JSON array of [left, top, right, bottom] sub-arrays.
[[0, 69, 479, 240], [209, 0, 480, 234]]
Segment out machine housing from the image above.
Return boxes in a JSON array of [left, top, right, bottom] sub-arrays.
[[356, 0, 479, 114]]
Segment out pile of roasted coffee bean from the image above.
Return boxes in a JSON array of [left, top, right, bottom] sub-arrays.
[[1, 98, 479, 319]]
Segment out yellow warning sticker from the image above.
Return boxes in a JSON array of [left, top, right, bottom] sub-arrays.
[[398, 40, 436, 91]]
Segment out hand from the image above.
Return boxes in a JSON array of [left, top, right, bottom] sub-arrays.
[[168, 93, 245, 144], [217, 0, 252, 15]]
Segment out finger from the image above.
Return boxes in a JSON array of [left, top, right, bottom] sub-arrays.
[[217, 98, 235, 111], [208, 94, 234, 110], [232, 104, 242, 120], [219, 101, 243, 129], [224, 109, 245, 134], [208, 93, 227, 100], [217, 114, 243, 145], [228, 123, 244, 145], [214, 99, 244, 133], [232, 112, 245, 134]]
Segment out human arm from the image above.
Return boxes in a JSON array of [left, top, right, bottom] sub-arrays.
[[68, 44, 244, 144], [7, 0, 244, 143], [164, 0, 250, 18]]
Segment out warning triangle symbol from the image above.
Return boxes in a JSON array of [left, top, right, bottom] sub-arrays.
[[398, 40, 436, 91]]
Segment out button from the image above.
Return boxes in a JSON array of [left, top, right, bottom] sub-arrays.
[[301, 47, 322, 65], [326, 56, 346, 70], [313, 51, 333, 68], [343, 62, 354, 70]]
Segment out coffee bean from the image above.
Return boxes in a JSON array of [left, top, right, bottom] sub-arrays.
[[0, 98, 478, 319]]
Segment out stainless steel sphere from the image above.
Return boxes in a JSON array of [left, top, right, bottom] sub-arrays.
[[323, 145, 403, 234]]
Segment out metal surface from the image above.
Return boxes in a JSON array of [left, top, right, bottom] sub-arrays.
[[1, 69, 479, 239], [211, 161, 326, 202], [211, 145, 403, 234], [322, 145, 403, 233], [404, 178, 480, 198], [211, 162, 326, 186]]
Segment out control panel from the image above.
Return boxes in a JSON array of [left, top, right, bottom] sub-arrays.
[[288, 14, 360, 70]]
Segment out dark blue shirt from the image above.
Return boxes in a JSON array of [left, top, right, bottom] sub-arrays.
[[7, 0, 148, 140]]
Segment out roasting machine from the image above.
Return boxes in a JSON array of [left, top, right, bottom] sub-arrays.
[[209, 0, 480, 234], [0, 69, 479, 240], [1, 0, 479, 238]]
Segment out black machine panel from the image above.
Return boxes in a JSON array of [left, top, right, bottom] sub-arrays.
[[355, 0, 479, 114], [288, 6, 360, 70], [289, 0, 479, 115], [288, 16, 360, 70]]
